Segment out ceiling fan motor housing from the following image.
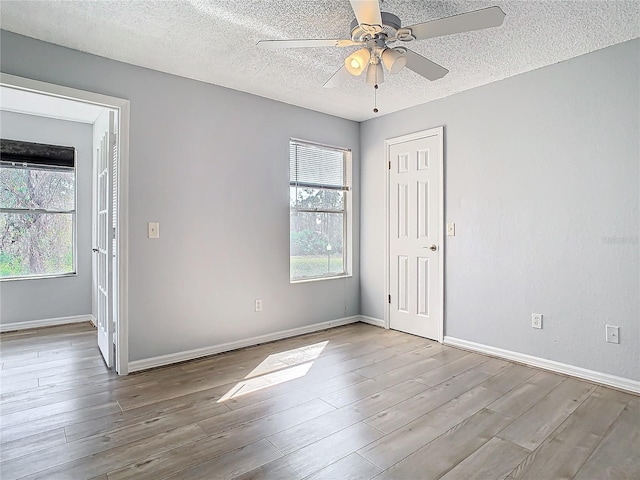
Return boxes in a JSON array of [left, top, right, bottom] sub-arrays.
[[350, 12, 401, 42]]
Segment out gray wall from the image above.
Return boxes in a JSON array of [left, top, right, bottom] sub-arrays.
[[360, 39, 639, 381], [0, 30, 360, 361], [0, 111, 93, 323]]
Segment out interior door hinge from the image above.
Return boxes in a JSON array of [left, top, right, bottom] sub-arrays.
[[388, 161, 391, 170], [388, 294, 391, 304]]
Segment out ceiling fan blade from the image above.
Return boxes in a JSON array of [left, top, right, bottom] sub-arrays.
[[405, 6, 506, 41], [257, 39, 361, 49], [323, 65, 351, 88], [349, 0, 382, 27], [404, 49, 449, 81]]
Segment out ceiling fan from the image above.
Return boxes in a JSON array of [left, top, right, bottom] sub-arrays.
[[257, 0, 506, 93]]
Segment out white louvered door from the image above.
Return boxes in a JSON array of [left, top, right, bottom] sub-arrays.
[[93, 110, 115, 367], [389, 129, 442, 340]]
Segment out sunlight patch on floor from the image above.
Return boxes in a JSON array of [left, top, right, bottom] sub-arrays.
[[218, 340, 328, 402]]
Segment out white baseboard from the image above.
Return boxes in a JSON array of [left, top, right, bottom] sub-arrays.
[[359, 315, 386, 328], [0, 314, 94, 333], [129, 315, 361, 373], [444, 336, 640, 395], [89, 315, 97, 327]]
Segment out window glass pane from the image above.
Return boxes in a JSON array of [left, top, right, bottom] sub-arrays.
[[289, 186, 344, 210], [0, 165, 75, 211], [290, 211, 344, 279], [0, 212, 74, 277]]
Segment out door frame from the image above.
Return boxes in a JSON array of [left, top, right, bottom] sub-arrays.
[[384, 126, 445, 343], [1, 72, 131, 374]]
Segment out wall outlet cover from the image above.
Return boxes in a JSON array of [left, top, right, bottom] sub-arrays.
[[532, 313, 543, 329]]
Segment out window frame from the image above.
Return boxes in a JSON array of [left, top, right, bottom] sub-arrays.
[[0, 152, 78, 282], [289, 138, 352, 283]]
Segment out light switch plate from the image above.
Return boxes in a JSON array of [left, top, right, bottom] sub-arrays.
[[606, 325, 619, 344], [447, 223, 456, 236], [148, 222, 159, 239]]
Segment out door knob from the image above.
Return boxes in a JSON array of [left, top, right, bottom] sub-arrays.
[[92, 248, 99, 252], [428, 244, 438, 251]]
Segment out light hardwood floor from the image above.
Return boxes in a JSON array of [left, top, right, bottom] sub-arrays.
[[0, 322, 638, 479]]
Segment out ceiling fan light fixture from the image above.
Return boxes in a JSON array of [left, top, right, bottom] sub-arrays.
[[345, 48, 371, 76], [381, 48, 407, 74], [366, 62, 384, 85]]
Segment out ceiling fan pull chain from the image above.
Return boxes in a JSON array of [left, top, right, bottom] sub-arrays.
[[373, 82, 379, 114]]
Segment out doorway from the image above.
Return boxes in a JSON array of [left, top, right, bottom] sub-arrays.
[[0, 73, 130, 374], [385, 127, 444, 342]]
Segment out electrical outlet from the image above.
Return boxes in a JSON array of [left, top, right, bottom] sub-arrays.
[[254, 299, 262, 312], [447, 223, 456, 236], [532, 313, 542, 329], [606, 325, 619, 344]]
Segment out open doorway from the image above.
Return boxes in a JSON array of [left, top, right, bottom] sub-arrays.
[[0, 73, 130, 374]]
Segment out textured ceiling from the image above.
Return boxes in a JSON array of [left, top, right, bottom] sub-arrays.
[[1, 1, 638, 121]]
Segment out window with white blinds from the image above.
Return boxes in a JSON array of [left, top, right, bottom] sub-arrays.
[[290, 139, 351, 281]]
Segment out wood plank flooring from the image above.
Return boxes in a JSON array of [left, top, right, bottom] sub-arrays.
[[0, 322, 638, 479]]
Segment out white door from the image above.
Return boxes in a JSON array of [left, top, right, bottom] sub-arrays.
[[93, 110, 116, 367], [388, 128, 443, 340]]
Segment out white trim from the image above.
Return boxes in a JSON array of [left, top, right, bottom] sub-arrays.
[[0, 73, 130, 375], [129, 316, 361, 373], [359, 315, 386, 328], [0, 314, 93, 333], [384, 137, 390, 330], [384, 127, 445, 342], [444, 336, 640, 395], [116, 101, 130, 375], [291, 274, 353, 284], [0, 73, 129, 110]]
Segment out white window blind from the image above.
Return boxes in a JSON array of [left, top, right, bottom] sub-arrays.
[[290, 140, 350, 191]]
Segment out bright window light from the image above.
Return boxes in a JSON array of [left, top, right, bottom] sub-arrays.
[[1, 140, 77, 280], [218, 340, 328, 402], [290, 139, 352, 282]]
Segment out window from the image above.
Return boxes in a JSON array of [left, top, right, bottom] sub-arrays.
[[0, 139, 76, 280], [290, 139, 351, 281]]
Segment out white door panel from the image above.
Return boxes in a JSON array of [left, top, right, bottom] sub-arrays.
[[389, 129, 442, 340], [93, 110, 115, 368]]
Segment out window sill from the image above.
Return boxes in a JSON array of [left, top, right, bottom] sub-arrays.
[[290, 274, 352, 284], [0, 272, 78, 282]]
